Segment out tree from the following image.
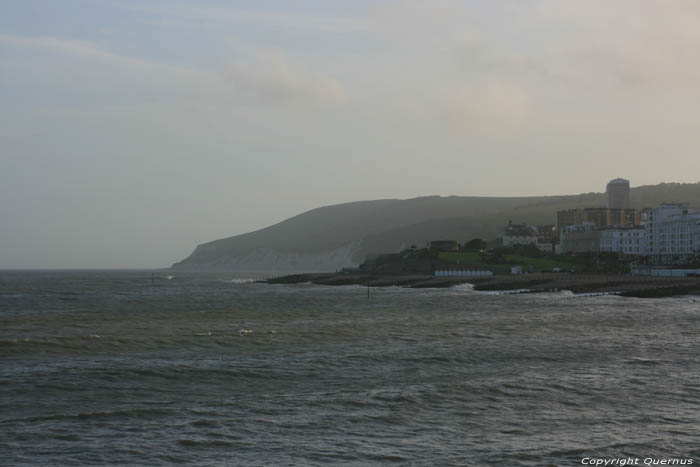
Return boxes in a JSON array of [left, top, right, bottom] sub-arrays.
[[463, 238, 487, 251]]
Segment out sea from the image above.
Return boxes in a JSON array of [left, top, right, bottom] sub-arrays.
[[1, 270, 700, 466]]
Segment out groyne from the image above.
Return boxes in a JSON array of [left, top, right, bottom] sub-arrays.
[[263, 272, 700, 298]]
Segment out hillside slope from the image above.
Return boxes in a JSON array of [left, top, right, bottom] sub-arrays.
[[172, 182, 700, 272]]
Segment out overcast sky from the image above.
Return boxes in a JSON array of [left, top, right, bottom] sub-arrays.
[[2, 1, 700, 268]]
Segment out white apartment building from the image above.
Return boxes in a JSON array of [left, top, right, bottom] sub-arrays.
[[645, 204, 700, 264], [559, 205, 700, 263], [501, 222, 537, 247], [600, 227, 646, 255]]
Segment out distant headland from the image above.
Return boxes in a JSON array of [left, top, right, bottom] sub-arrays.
[[172, 181, 700, 274]]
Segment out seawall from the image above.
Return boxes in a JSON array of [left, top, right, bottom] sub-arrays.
[[263, 272, 700, 298]]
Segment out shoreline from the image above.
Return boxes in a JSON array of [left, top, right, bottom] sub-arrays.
[[263, 272, 700, 298]]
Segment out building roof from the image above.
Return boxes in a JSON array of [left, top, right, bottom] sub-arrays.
[[607, 178, 630, 185]]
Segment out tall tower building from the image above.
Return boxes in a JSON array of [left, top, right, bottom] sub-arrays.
[[606, 178, 630, 209]]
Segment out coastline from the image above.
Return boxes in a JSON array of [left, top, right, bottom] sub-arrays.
[[263, 272, 700, 298]]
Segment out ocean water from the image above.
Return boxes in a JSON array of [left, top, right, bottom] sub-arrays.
[[1, 270, 700, 466]]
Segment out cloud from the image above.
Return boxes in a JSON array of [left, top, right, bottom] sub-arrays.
[[1, 34, 110, 58], [223, 51, 346, 106], [0, 34, 345, 108], [441, 80, 531, 131], [0, 33, 210, 86], [102, 2, 369, 34], [519, 0, 700, 89], [383, 1, 700, 93]]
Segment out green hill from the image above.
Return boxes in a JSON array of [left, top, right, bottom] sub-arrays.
[[172, 182, 700, 271]]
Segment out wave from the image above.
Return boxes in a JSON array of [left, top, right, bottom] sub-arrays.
[[220, 278, 255, 284], [478, 288, 532, 295], [177, 438, 235, 448], [573, 291, 622, 297], [2, 407, 174, 425], [449, 283, 476, 293]]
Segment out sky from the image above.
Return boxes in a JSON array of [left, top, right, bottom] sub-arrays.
[[2, 0, 700, 268]]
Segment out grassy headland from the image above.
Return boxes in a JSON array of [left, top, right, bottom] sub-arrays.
[[174, 182, 700, 271]]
